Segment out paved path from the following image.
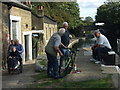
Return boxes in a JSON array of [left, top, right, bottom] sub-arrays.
[[65, 48, 108, 81], [2, 48, 119, 89], [2, 61, 38, 88]]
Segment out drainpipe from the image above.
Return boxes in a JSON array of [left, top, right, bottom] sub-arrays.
[[8, 3, 12, 40]]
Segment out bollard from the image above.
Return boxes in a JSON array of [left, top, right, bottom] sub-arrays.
[[74, 64, 77, 71]]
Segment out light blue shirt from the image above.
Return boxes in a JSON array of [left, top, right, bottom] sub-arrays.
[[45, 32, 61, 56]]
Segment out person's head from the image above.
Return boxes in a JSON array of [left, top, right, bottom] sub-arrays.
[[58, 28, 65, 36], [99, 29, 105, 35], [94, 29, 101, 38], [12, 47, 17, 52], [14, 39, 19, 45], [10, 40, 14, 44], [63, 22, 68, 30]]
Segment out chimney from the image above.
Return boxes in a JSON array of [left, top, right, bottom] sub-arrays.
[[37, 6, 44, 16]]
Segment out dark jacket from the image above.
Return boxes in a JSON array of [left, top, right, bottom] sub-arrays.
[[61, 30, 70, 47], [9, 51, 20, 58]]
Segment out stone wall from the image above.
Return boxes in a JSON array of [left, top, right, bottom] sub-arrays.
[[10, 6, 32, 44], [43, 16, 57, 43], [0, 2, 2, 70], [44, 23, 57, 43], [32, 14, 43, 30], [2, 3, 10, 69]]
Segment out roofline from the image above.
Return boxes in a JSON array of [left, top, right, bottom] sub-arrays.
[[44, 15, 57, 23], [2, 0, 32, 11], [31, 11, 43, 18], [1, 0, 57, 23]]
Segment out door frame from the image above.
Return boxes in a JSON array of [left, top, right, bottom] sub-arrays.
[[23, 31, 32, 63]]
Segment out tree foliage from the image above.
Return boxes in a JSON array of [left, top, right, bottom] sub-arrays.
[[96, 2, 120, 31], [95, 2, 120, 51], [31, 2, 83, 36], [84, 16, 94, 26]]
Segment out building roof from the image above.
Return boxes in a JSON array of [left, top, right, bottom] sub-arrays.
[[44, 15, 57, 24], [2, 0, 57, 23], [2, 0, 32, 11]]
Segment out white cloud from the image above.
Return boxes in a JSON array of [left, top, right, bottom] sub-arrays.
[[78, 0, 102, 8], [77, 0, 106, 20]]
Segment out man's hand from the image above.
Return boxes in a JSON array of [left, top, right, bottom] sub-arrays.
[[54, 46, 64, 56], [9, 56, 12, 58], [91, 45, 96, 50], [91, 44, 102, 50], [59, 52, 63, 56], [60, 43, 67, 49]]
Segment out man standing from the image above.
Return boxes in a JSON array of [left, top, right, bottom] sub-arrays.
[[59, 22, 70, 75], [61, 22, 70, 47], [45, 28, 65, 79], [14, 39, 24, 72], [91, 30, 112, 64]]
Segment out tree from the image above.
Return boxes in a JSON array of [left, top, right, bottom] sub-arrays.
[[95, 2, 120, 51], [84, 16, 94, 26], [31, 2, 83, 36]]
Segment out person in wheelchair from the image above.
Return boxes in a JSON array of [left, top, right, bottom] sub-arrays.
[[7, 46, 20, 70]]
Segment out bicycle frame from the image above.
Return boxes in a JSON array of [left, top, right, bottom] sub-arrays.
[[59, 48, 78, 76]]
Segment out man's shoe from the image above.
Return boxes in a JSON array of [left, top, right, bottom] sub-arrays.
[[54, 76, 62, 79], [95, 61, 101, 64], [90, 58, 97, 62], [48, 75, 54, 78]]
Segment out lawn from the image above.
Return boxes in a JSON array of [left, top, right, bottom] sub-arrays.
[[28, 71, 114, 88]]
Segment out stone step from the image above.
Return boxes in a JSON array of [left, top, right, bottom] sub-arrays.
[[101, 64, 120, 74]]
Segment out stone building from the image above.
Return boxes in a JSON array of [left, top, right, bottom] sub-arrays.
[[44, 15, 57, 43], [0, 1, 57, 68]]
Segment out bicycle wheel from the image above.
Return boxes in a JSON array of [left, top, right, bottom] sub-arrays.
[[63, 56, 73, 75]]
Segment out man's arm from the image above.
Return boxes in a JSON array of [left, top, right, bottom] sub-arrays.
[[54, 46, 63, 56], [54, 37, 63, 56], [91, 44, 103, 50], [18, 44, 24, 54], [60, 43, 67, 49]]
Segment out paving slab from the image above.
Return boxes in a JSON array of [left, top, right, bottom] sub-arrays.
[[65, 48, 108, 81], [2, 62, 38, 88]]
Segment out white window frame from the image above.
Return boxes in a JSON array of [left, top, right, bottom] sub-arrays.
[[10, 15, 21, 43]]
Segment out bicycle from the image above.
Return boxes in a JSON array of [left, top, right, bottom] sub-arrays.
[[59, 48, 79, 77]]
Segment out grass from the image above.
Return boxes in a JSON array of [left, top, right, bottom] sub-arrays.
[[28, 71, 114, 88], [39, 60, 47, 67]]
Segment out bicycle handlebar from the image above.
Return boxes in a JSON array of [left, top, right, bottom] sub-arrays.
[[65, 48, 80, 54], [67, 48, 80, 51]]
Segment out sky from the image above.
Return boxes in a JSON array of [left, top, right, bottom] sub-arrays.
[[77, 0, 106, 20]]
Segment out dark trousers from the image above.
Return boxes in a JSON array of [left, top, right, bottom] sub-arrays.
[[46, 52, 59, 77], [93, 47, 111, 61], [59, 48, 69, 75], [7, 58, 18, 69], [19, 57, 23, 71]]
